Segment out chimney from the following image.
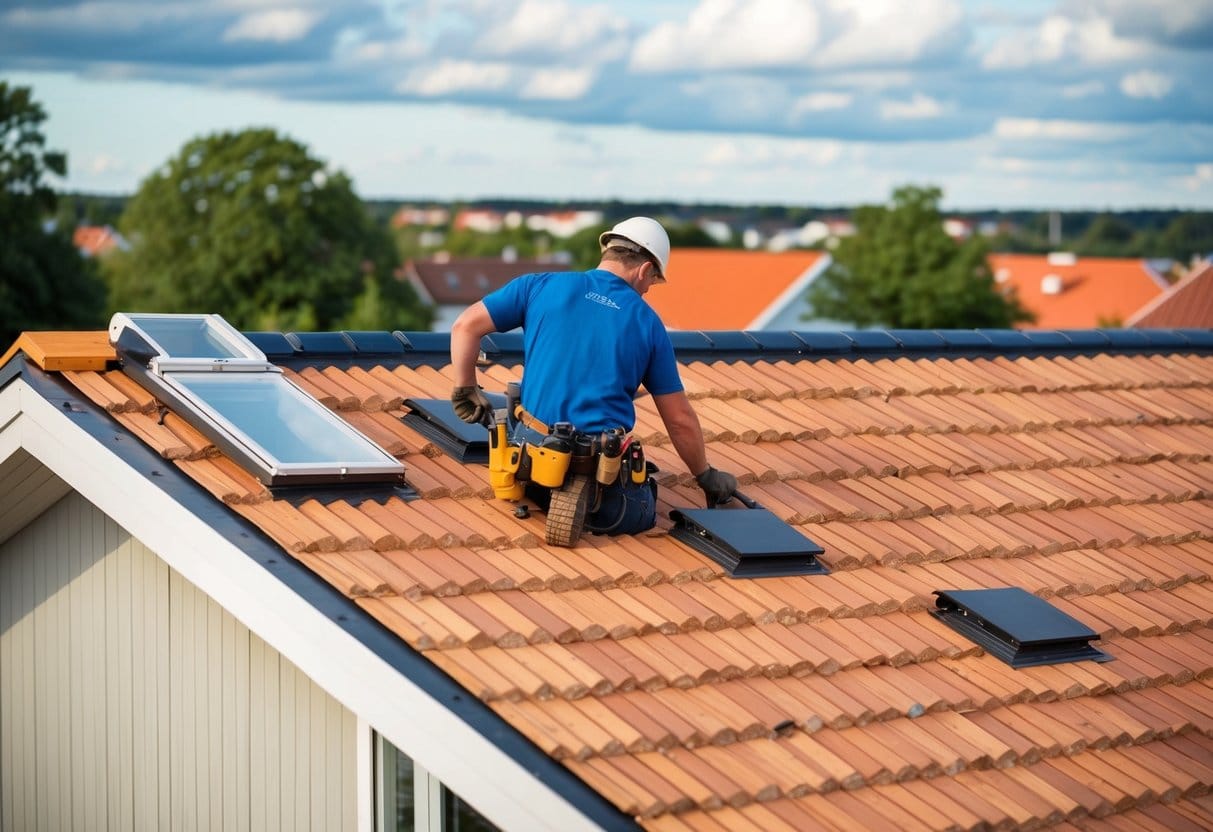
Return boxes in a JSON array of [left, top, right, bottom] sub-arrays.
[[1041, 274, 1064, 295]]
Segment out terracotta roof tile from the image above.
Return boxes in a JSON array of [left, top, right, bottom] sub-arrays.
[[42, 336, 1213, 831]]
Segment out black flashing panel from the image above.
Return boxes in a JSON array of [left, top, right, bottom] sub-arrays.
[[1175, 328, 1213, 348], [1137, 330, 1189, 349], [400, 395, 505, 463], [744, 331, 805, 352], [244, 331, 298, 359], [344, 330, 406, 355], [792, 331, 854, 354], [1100, 329, 1151, 348], [931, 587, 1113, 668], [1020, 329, 1073, 348], [843, 330, 900, 352], [1057, 329, 1110, 348], [935, 330, 993, 350], [889, 329, 947, 351], [394, 331, 451, 353], [976, 329, 1034, 350], [481, 332, 525, 355], [287, 331, 356, 355], [703, 331, 761, 352], [669, 507, 827, 578], [668, 331, 715, 352]]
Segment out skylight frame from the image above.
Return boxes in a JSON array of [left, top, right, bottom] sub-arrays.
[[108, 312, 274, 373], [110, 312, 405, 486]]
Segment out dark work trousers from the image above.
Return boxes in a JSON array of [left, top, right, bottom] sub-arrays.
[[512, 424, 657, 535]]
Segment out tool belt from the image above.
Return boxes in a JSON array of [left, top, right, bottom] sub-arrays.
[[488, 384, 645, 500]]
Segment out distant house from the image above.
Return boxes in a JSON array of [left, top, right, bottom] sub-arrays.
[[391, 206, 452, 228], [1128, 259, 1213, 328], [72, 224, 129, 257], [403, 253, 573, 331], [452, 209, 506, 234], [989, 253, 1170, 329], [644, 248, 832, 331], [524, 210, 603, 238]]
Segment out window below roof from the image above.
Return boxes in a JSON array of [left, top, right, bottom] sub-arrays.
[[109, 312, 404, 487], [376, 735, 499, 832]]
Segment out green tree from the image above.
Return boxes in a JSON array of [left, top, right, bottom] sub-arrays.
[[806, 185, 1033, 329], [105, 128, 431, 332], [0, 82, 106, 345], [1076, 213, 1136, 256]]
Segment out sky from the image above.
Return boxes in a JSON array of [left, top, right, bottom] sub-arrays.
[[3, 0, 1212, 210]]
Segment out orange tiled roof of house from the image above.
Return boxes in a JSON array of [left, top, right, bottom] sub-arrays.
[[15, 322, 1213, 830], [72, 224, 127, 257], [646, 248, 825, 330], [1129, 261, 1213, 329], [990, 253, 1168, 330], [405, 256, 569, 306]]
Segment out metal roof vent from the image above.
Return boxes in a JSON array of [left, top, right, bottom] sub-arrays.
[[401, 396, 504, 463], [670, 495, 827, 578], [931, 588, 1113, 668]]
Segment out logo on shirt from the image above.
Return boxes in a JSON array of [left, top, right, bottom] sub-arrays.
[[585, 291, 620, 310]]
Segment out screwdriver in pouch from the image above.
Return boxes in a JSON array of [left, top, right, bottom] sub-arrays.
[[627, 440, 646, 484]]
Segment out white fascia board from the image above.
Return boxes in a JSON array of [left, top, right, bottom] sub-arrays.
[[745, 254, 834, 331], [1, 378, 605, 832]]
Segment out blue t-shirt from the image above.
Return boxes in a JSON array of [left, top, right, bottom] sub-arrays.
[[482, 269, 683, 434]]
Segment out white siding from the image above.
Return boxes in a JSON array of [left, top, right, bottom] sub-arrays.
[[0, 491, 359, 832]]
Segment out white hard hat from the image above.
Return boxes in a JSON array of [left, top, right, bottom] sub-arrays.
[[599, 216, 670, 282]]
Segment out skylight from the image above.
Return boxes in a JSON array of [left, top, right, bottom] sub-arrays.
[[109, 313, 404, 486]]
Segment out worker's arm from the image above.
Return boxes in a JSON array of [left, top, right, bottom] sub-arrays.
[[652, 390, 709, 476], [653, 389, 738, 506], [449, 301, 497, 387], [448, 301, 499, 424]]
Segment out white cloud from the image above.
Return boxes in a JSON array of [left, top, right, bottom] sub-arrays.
[[814, 0, 965, 68], [793, 91, 854, 112], [476, 0, 627, 58], [1120, 69, 1173, 99], [629, 0, 963, 72], [992, 117, 1133, 141], [879, 92, 947, 120], [222, 8, 320, 43], [1061, 80, 1106, 99], [397, 60, 513, 96], [86, 153, 127, 175], [1084, 0, 1213, 42], [702, 137, 843, 168], [1181, 162, 1213, 191], [630, 0, 823, 72], [520, 67, 595, 100], [982, 14, 1146, 69]]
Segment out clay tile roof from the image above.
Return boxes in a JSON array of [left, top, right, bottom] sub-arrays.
[[646, 249, 825, 330], [408, 257, 568, 305], [1129, 261, 1213, 328], [989, 254, 1168, 329], [29, 326, 1213, 830]]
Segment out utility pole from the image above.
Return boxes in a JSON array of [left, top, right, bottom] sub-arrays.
[[1048, 211, 1062, 247]]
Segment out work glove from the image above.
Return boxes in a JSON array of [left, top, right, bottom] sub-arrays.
[[695, 466, 738, 508], [451, 385, 492, 425]]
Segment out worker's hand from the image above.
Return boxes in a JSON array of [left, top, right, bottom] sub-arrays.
[[695, 466, 737, 507], [451, 386, 492, 425]]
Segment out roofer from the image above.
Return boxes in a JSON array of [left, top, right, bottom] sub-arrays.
[[448, 216, 738, 535]]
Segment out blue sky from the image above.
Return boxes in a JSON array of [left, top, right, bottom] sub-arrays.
[[3, 0, 1212, 209]]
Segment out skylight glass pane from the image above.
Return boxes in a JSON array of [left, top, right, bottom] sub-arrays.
[[173, 372, 395, 466], [128, 314, 247, 359]]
